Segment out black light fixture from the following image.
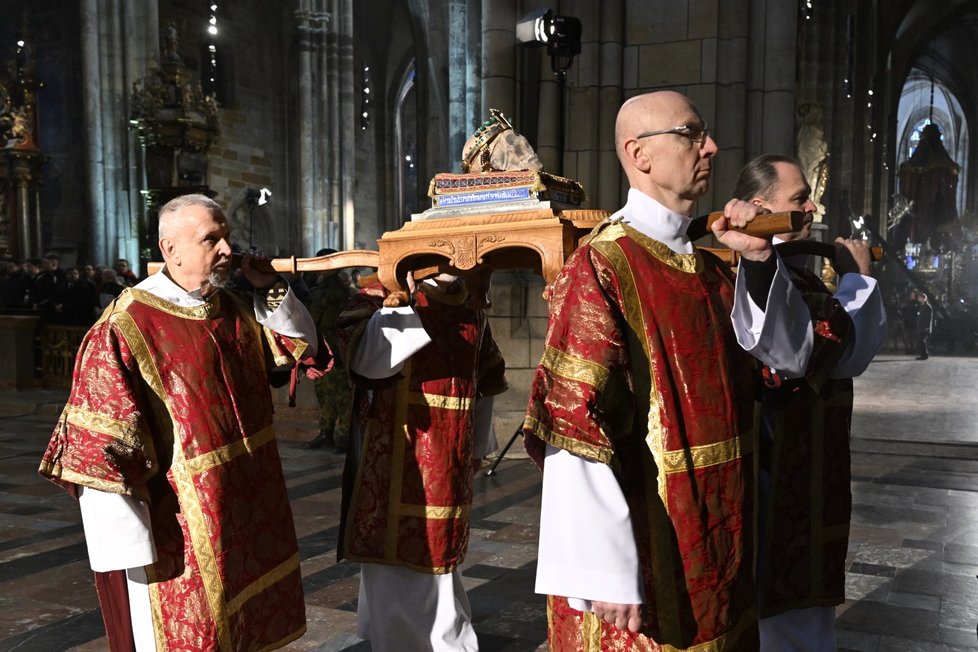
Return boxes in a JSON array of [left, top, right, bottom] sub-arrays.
[[516, 9, 582, 175]]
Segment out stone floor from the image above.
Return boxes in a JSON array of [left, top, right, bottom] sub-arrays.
[[1, 352, 977, 651]]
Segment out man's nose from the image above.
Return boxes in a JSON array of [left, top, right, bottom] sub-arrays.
[[701, 134, 718, 156], [804, 198, 817, 214], [217, 239, 232, 256]]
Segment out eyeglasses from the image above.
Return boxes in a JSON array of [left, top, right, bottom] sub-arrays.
[[635, 124, 712, 145]]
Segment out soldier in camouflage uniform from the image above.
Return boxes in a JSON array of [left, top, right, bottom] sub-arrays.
[[303, 249, 357, 451]]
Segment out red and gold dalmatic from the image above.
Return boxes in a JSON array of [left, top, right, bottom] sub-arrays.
[[338, 282, 506, 573], [524, 222, 759, 651], [758, 265, 854, 617], [39, 288, 310, 651]]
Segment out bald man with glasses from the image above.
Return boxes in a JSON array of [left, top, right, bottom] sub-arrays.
[[524, 91, 815, 651]]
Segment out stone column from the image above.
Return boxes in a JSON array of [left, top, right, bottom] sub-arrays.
[[296, 2, 329, 255], [79, 0, 158, 273], [296, 0, 355, 255]]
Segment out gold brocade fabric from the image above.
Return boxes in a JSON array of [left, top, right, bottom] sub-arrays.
[[524, 233, 759, 650], [38, 288, 308, 651], [338, 284, 507, 573]]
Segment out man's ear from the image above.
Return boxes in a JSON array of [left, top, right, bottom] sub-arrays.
[[622, 139, 651, 173], [159, 238, 178, 265], [750, 197, 766, 208]]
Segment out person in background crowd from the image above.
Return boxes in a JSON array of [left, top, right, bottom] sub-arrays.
[[52, 266, 98, 326], [303, 248, 357, 452], [915, 291, 934, 360], [114, 258, 138, 286]]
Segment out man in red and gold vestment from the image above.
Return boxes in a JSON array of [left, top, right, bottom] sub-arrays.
[[337, 272, 506, 651], [734, 155, 886, 651], [524, 91, 818, 651], [39, 194, 328, 651]]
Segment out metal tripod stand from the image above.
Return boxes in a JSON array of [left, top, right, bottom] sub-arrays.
[[485, 425, 524, 476]]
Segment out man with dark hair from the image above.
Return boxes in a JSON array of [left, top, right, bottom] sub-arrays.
[[525, 91, 817, 651], [914, 291, 933, 360], [39, 193, 329, 651], [733, 153, 886, 650], [115, 258, 138, 286]]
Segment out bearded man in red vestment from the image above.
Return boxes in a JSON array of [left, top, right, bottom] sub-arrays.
[[39, 194, 329, 651], [524, 91, 818, 651]]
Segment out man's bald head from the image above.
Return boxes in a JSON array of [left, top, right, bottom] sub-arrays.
[[614, 91, 717, 215], [614, 91, 694, 159]]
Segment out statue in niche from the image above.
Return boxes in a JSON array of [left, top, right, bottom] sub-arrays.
[[164, 21, 181, 62], [7, 104, 36, 149], [796, 103, 830, 223], [461, 108, 544, 173]]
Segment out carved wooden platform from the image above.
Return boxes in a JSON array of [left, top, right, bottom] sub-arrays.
[[374, 208, 609, 305]]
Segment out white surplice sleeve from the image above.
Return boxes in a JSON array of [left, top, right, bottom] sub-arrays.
[[77, 486, 157, 572], [830, 273, 887, 378], [253, 286, 319, 357], [535, 446, 645, 609], [349, 306, 433, 379], [731, 253, 813, 379]]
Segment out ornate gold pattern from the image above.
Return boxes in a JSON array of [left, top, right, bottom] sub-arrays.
[[591, 222, 704, 274], [182, 425, 276, 477], [661, 436, 750, 474], [226, 553, 300, 615], [477, 233, 506, 252], [397, 503, 470, 519], [64, 405, 143, 447], [592, 237, 668, 506], [539, 345, 610, 389], [409, 392, 472, 411], [127, 288, 222, 320], [522, 415, 612, 465]]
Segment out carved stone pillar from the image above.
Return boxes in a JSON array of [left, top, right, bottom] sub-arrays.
[[296, 0, 355, 256]]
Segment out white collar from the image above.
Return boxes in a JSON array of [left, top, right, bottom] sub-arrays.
[[609, 189, 694, 254], [134, 266, 210, 306]]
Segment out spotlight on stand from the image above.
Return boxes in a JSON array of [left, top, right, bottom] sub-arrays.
[[516, 9, 581, 175], [516, 9, 582, 70]]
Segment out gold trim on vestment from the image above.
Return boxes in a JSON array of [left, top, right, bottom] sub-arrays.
[[575, 603, 757, 652], [661, 436, 750, 474], [397, 502, 470, 519], [115, 312, 167, 402], [171, 444, 233, 651], [409, 391, 472, 411], [539, 345, 610, 389], [64, 405, 143, 448], [127, 287, 222, 320], [384, 359, 413, 560], [36, 464, 130, 495], [589, 222, 703, 274], [590, 236, 667, 505], [182, 425, 276, 477], [522, 415, 612, 465], [226, 552, 300, 614], [593, 229, 688, 641], [123, 313, 233, 651], [580, 610, 602, 650]]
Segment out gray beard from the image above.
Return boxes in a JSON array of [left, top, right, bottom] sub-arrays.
[[207, 268, 230, 289]]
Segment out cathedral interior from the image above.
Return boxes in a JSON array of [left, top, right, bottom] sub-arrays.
[[2, 0, 978, 650]]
